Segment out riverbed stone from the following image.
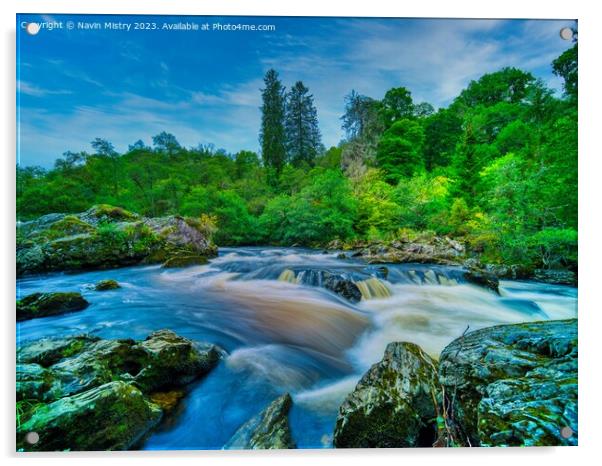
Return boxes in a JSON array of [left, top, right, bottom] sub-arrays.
[[17, 292, 90, 321], [333, 342, 440, 448], [224, 393, 295, 449], [438, 319, 577, 446]]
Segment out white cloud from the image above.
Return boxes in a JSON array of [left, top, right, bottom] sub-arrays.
[[18, 81, 72, 97]]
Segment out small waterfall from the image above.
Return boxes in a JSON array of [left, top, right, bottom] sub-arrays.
[[278, 269, 297, 283], [355, 277, 392, 300]]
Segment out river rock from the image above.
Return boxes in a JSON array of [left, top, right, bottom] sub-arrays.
[[17, 381, 162, 451], [438, 319, 577, 446], [224, 393, 295, 449], [347, 235, 466, 266], [16, 330, 222, 450], [95, 279, 121, 291], [17, 292, 90, 321], [162, 254, 209, 268], [534, 269, 577, 286], [287, 269, 363, 303], [333, 342, 440, 448], [323, 274, 362, 303], [463, 269, 500, 294], [16, 205, 217, 276]]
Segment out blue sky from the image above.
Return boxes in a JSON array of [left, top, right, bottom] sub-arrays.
[[17, 14, 575, 168]]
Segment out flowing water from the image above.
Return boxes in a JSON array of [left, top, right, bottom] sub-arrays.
[[16, 247, 577, 449]]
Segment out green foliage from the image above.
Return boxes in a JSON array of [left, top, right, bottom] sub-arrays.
[[260, 169, 357, 245], [376, 119, 425, 183], [17, 51, 578, 271], [381, 87, 414, 126], [354, 169, 403, 237], [260, 69, 287, 173], [552, 43, 577, 100], [285, 81, 322, 166]]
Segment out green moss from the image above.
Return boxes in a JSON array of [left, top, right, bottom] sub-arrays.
[[90, 204, 139, 222], [17, 292, 90, 321], [95, 279, 121, 291], [162, 255, 208, 268]]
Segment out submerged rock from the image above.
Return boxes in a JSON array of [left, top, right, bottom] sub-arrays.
[[224, 393, 295, 449], [323, 274, 362, 303], [463, 269, 500, 294], [162, 254, 208, 268], [438, 319, 577, 446], [16, 330, 222, 451], [17, 381, 162, 451], [280, 268, 363, 303], [333, 342, 440, 448], [95, 279, 121, 291], [17, 205, 217, 276], [17, 292, 90, 321]]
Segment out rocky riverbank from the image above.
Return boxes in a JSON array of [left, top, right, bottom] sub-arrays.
[[328, 235, 577, 286], [17, 205, 217, 276]]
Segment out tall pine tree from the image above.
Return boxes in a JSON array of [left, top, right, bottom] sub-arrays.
[[259, 69, 286, 173], [285, 81, 322, 167]]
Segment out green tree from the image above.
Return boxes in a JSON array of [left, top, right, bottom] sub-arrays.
[[285, 81, 322, 167], [376, 119, 425, 183], [552, 43, 578, 101], [260, 69, 287, 173], [261, 170, 357, 244], [152, 132, 181, 156], [381, 87, 414, 127]]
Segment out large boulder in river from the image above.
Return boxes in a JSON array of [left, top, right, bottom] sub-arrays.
[[333, 342, 440, 448], [17, 381, 162, 451], [224, 393, 295, 449], [438, 319, 577, 446], [17, 292, 89, 321], [16, 330, 222, 451], [16, 205, 217, 276]]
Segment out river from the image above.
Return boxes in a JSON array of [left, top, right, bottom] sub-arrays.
[[15, 247, 577, 449]]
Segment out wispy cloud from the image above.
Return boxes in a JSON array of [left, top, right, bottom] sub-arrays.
[[18, 81, 72, 97], [17, 15, 574, 168]]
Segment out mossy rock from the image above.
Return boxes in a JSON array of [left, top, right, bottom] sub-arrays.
[[333, 342, 440, 448], [438, 319, 578, 446], [17, 292, 90, 321], [15, 330, 223, 451], [17, 381, 162, 451], [149, 389, 185, 413], [17, 207, 217, 275], [162, 255, 209, 268], [133, 330, 221, 392], [224, 393, 295, 449], [463, 268, 500, 294], [95, 279, 121, 291], [18, 335, 99, 367], [81, 204, 140, 225]]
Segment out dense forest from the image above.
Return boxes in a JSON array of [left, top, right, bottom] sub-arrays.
[[17, 44, 577, 271]]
